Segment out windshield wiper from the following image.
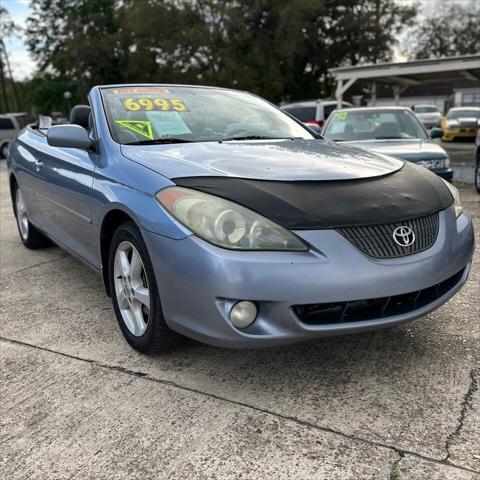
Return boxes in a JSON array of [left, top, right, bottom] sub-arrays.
[[220, 135, 290, 142], [125, 138, 194, 145], [374, 136, 405, 140]]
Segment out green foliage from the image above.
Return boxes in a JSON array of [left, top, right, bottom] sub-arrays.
[[21, 74, 79, 115], [21, 0, 418, 112], [410, 0, 480, 59], [0, 5, 18, 37]]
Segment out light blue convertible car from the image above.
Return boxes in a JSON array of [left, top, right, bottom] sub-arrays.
[[8, 84, 474, 353]]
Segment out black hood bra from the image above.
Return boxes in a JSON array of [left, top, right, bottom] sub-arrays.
[[173, 162, 453, 230]]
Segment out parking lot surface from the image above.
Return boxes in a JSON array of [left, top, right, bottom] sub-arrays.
[[0, 168, 479, 479], [434, 139, 476, 184]]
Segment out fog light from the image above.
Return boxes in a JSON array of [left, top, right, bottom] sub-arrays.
[[230, 301, 257, 329]]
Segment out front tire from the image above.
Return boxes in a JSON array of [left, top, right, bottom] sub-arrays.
[[108, 221, 182, 353], [12, 183, 50, 249]]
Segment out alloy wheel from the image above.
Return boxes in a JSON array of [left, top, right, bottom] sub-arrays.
[[113, 241, 151, 336], [15, 188, 29, 240]]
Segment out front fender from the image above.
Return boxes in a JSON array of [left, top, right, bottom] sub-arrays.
[[92, 156, 191, 241]]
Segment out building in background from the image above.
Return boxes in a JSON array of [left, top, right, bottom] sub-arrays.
[[329, 54, 480, 113]]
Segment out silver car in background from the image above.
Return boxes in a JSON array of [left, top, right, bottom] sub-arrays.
[[412, 104, 442, 129], [322, 107, 453, 180]]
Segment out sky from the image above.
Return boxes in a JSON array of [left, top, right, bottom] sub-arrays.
[[2, 0, 35, 80], [1, 0, 475, 81]]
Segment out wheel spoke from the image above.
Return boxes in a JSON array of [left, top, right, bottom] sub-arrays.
[[131, 302, 147, 335], [116, 289, 129, 310], [130, 248, 142, 278], [117, 249, 131, 277], [17, 196, 24, 213], [122, 309, 137, 335], [16, 189, 29, 240], [133, 286, 150, 310]]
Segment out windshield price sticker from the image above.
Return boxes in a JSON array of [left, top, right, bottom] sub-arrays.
[[112, 87, 170, 95], [115, 120, 154, 139], [123, 98, 188, 112]]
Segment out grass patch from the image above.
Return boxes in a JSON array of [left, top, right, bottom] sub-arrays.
[[389, 462, 399, 480]]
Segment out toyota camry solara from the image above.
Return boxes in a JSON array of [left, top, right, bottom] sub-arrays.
[[8, 85, 475, 353]]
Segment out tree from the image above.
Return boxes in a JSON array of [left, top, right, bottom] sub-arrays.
[[409, 0, 480, 59], [0, 4, 17, 37], [0, 5, 21, 112], [22, 74, 78, 115], [24, 0, 418, 105], [27, 0, 125, 97]]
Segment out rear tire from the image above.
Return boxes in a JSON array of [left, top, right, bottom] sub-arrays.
[[12, 183, 50, 249], [475, 157, 480, 194], [1, 141, 10, 159], [108, 221, 183, 353]]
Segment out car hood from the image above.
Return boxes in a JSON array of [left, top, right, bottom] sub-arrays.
[[416, 112, 441, 120], [120, 139, 403, 181], [340, 139, 448, 162]]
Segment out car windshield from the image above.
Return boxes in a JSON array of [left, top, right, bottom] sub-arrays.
[[415, 106, 438, 113], [101, 86, 314, 144], [447, 110, 480, 119], [323, 109, 428, 141]]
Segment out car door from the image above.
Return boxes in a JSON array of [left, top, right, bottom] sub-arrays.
[[33, 129, 99, 268]]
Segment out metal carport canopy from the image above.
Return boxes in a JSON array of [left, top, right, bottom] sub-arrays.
[[329, 54, 480, 107]]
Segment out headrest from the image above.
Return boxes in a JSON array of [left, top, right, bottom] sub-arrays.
[[70, 105, 91, 129]]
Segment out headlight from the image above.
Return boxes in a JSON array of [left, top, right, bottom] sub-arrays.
[[442, 179, 463, 218], [447, 120, 459, 128], [417, 158, 449, 169], [156, 186, 308, 251]]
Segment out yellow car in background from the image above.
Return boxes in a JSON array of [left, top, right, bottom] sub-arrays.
[[441, 107, 480, 141]]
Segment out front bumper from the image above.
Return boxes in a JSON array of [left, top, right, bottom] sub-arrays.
[[143, 206, 474, 348], [434, 167, 454, 181], [442, 128, 478, 141]]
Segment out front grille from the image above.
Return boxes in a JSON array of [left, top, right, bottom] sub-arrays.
[[337, 213, 439, 258], [293, 268, 465, 326]]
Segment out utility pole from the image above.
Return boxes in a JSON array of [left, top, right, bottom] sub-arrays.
[[0, 51, 10, 113], [374, 0, 380, 63], [0, 40, 20, 111]]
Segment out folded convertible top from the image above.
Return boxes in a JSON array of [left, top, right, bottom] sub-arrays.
[[173, 162, 453, 229]]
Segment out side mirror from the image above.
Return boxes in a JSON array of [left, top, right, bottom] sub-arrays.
[[47, 124, 93, 150], [430, 127, 443, 139], [304, 122, 322, 135]]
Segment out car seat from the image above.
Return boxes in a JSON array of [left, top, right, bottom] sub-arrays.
[[70, 105, 91, 130], [375, 122, 401, 138]]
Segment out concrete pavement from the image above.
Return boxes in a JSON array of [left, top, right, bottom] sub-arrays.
[[434, 139, 476, 184], [1, 168, 479, 479]]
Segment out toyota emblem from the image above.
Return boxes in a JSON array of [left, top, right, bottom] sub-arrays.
[[393, 226, 415, 247]]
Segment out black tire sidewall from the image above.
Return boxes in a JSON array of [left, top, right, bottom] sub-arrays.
[[108, 222, 166, 352], [475, 159, 480, 193], [1, 142, 9, 159]]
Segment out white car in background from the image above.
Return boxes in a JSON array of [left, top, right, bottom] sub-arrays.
[[281, 99, 352, 130], [0, 113, 28, 159], [412, 104, 442, 129]]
